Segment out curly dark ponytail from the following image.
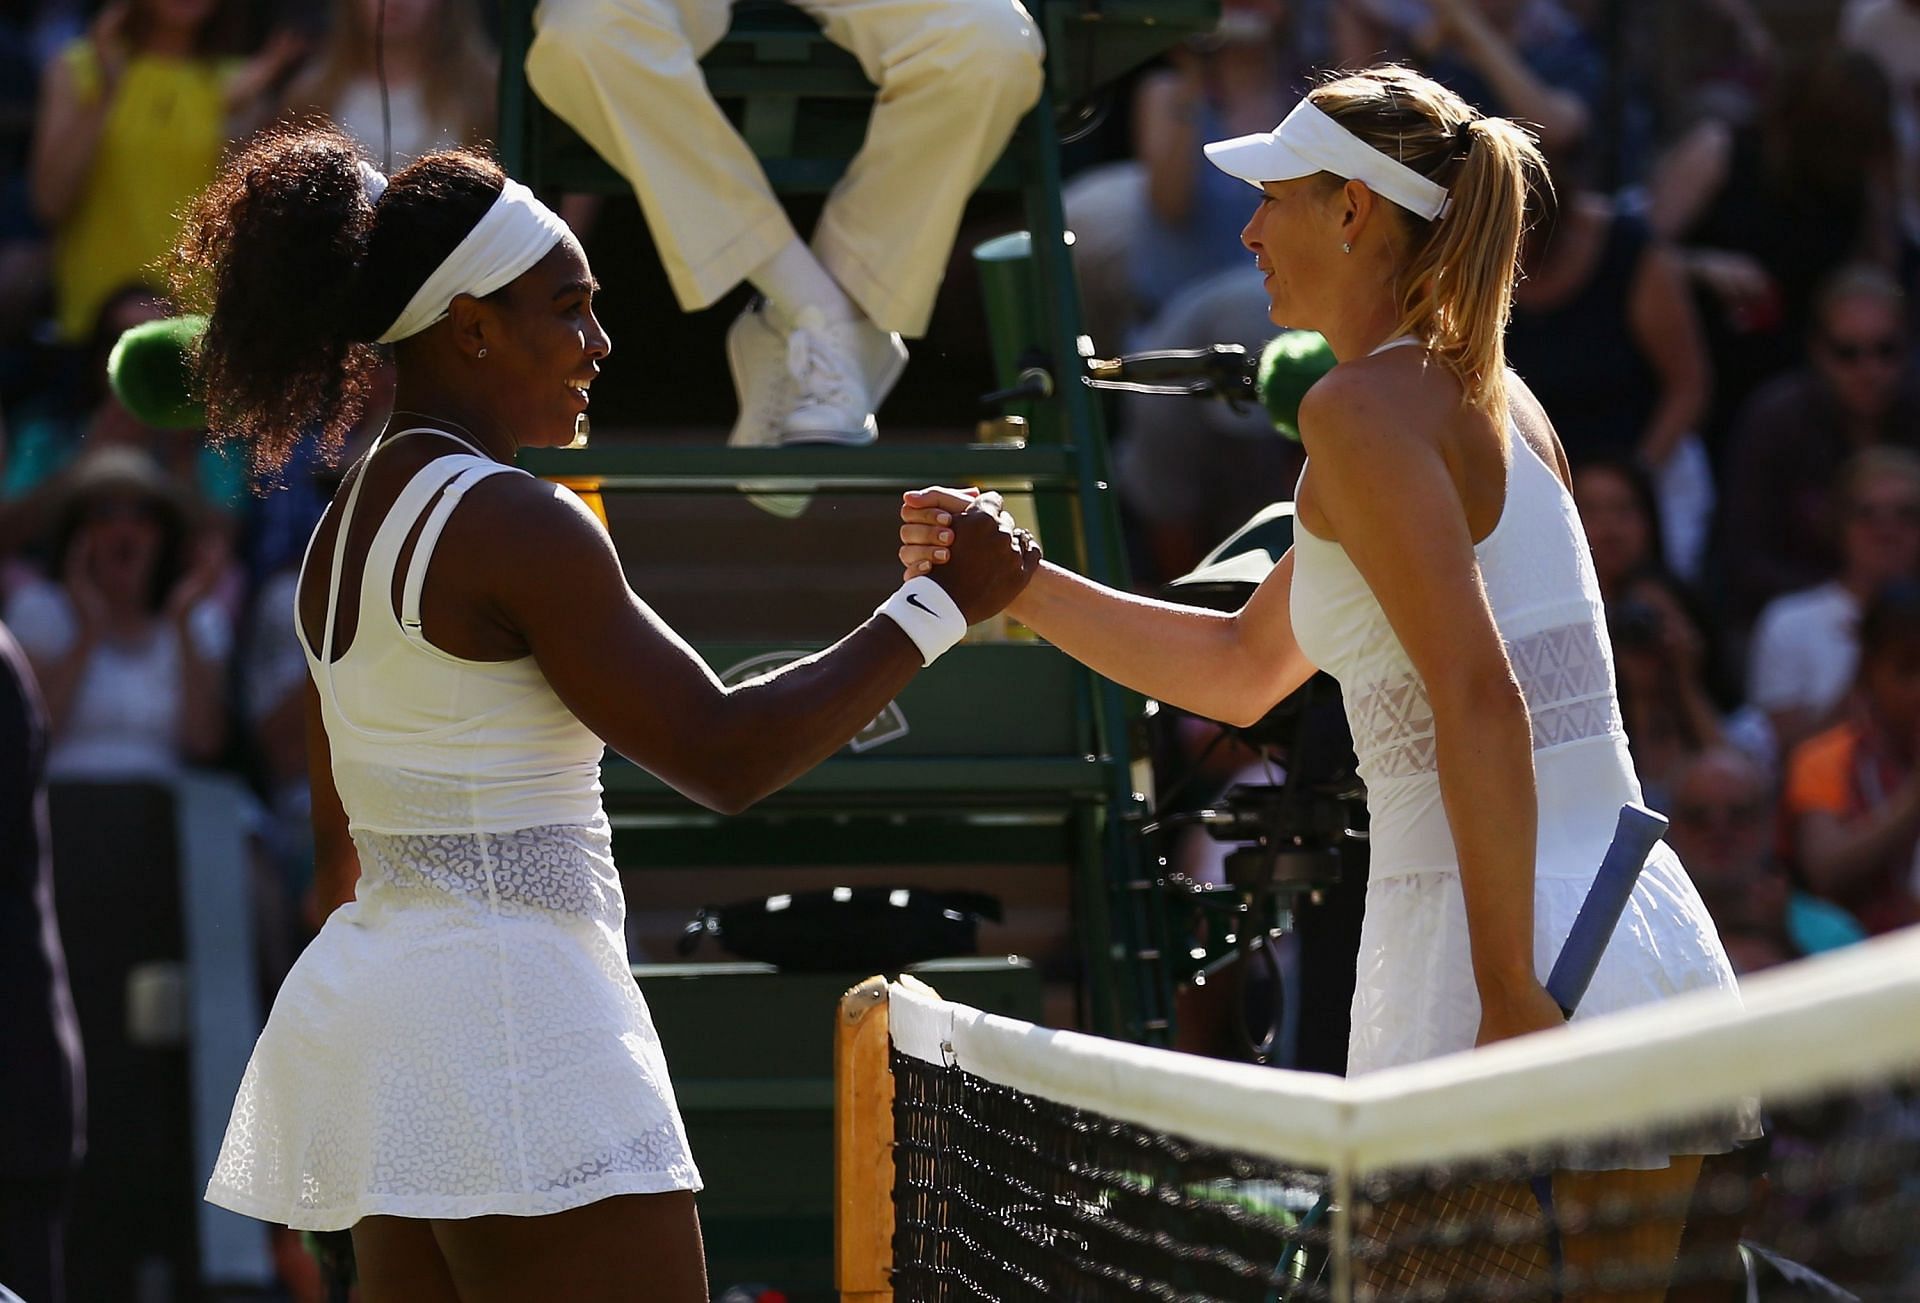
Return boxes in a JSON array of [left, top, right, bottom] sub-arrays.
[[171, 122, 506, 476]]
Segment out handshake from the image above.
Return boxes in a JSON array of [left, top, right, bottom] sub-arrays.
[[894, 485, 1043, 626]]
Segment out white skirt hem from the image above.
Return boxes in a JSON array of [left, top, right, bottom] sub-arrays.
[[205, 1168, 705, 1233]]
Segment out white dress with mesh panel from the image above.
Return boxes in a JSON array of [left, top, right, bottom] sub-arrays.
[[1288, 359, 1747, 1078], [204, 428, 700, 1231]]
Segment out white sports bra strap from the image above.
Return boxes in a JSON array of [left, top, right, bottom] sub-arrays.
[[309, 425, 503, 689], [1368, 334, 1423, 356], [399, 461, 519, 644]]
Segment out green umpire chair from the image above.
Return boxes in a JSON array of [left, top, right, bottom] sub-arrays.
[[495, 0, 1215, 1293]]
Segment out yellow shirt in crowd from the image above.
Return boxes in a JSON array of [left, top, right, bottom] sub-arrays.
[[51, 40, 234, 343]]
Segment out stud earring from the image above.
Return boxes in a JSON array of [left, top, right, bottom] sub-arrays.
[[1342, 242, 1353, 255], [477, 347, 488, 359]]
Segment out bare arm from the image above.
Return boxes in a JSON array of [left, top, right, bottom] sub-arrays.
[[1299, 373, 1559, 1043], [1798, 785, 1920, 902], [28, 45, 115, 228], [899, 486, 1317, 727], [1426, 0, 1589, 155], [489, 481, 1033, 815], [1645, 120, 1731, 242], [1626, 239, 1712, 468], [172, 615, 226, 764], [1000, 554, 1315, 727]]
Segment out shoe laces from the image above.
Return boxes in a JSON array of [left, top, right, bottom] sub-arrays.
[[785, 312, 864, 413]]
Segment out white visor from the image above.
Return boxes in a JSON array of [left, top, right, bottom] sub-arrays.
[[1204, 99, 1453, 222], [377, 178, 572, 344]]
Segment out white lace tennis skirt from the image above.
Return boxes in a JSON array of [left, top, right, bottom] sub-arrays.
[[206, 821, 701, 1231], [1348, 840, 1745, 1075]]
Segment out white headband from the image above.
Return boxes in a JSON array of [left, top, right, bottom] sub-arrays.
[[374, 177, 572, 345], [1203, 99, 1454, 222]]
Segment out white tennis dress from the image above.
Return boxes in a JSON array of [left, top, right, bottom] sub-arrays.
[[1288, 353, 1744, 1076], [206, 427, 700, 1230]]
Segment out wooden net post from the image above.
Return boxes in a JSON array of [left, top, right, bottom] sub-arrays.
[[835, 975, 894, 1303]]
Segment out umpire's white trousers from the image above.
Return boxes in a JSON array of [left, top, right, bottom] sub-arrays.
[[527, 0, 1046, 336]]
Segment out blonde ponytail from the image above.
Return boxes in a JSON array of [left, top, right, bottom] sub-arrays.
[[1311, 67, 1551, 422]]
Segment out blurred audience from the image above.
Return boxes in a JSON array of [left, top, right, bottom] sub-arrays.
[[1842, 0, 1920, 272], [1748, 447, 1920, 758], [1333, 0, 1608, 162], [1508, 145, 1713, 576], [1065, 0, 1302, 349], [279, 0, 495, 169], [1783, 579, 1920, 938], [27, 0, 301, 346], [1, 447, 229, 781], [1130, 0, 1297, 336], [1647, 50, 1897, 440], [1572, 456, 1664, 604], [1610, 566, 1726, 813], [1717, 265, 1920, 626], [1665, 745, 1794, 975], [1, 284, 246, 515]]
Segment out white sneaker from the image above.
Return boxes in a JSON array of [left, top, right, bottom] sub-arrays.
[[779, 307, 908, 446], [726, 299, 812, 518]]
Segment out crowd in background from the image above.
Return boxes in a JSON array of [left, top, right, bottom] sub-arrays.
[[0, 0, 1912, 988], [1, 0, 1919, 1292]]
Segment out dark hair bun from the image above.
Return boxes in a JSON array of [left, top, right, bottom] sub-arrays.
[[170, 124, 507, 480]]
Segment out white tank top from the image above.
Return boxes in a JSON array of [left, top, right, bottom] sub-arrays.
[[1289, 351, 1641, 883], [297, 427, 607, 836]]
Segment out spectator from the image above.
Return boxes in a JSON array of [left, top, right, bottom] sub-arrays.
[[0, 620, 83, 1303], [1610, 567, 1724, 813], [1334, 0, 1607, 160], [27, 0, 302, 345], [280, 0, 495, 170], [1508, 146, 1714, 576], [1664, 745, 1794, 975], [1, 447, 229, 780], [1783, 579, 1920, 937], [1127, 0, 1299, 338], [1841, 0, 1920, 271], [1575, 460, 1742, 797], [1647, 50, 1897, 439], [1717, 265, 1920, 624], [1749, 446, 1920, 756], [1572, 456, 1664, 603]]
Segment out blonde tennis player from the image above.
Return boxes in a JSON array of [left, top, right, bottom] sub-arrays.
[[902, 65, 1754, 1297]]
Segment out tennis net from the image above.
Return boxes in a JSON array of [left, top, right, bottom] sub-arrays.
[[834, 928, 1920, 1302]]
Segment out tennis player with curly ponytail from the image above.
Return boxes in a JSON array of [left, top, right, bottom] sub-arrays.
[[903, 65, 1754, 1294], [173, 123, 1036, 1301]]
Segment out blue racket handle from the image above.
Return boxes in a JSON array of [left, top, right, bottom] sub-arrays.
[[1545, 803, 1669, 1019]]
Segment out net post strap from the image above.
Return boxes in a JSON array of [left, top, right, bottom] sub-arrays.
[[835, 974, 896, 1302]]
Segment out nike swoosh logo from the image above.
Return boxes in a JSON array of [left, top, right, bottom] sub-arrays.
[[905, 592, 937, 617]]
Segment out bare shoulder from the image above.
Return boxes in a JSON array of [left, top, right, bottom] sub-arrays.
[[442, 469, 614, 572], [1297, 350, 1451, 460], [1504, 373, 1573, 490]]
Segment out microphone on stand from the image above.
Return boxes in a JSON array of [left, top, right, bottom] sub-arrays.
[[1064, 329, 1338, 441]]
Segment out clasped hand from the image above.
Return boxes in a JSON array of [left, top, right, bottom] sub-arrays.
[[898, 486, 1042, 623]]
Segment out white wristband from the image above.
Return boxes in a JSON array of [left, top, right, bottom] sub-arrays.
[[876, 575, 969, 667]]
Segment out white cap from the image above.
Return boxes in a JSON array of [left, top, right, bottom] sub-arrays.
[[1204, 99, 1454, 222]]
